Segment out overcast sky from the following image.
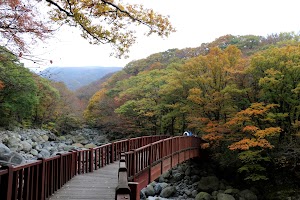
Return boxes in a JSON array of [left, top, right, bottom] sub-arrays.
[[22, 0, 300, 70]]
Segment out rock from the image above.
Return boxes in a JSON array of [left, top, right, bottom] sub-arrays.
[[198, 176, 219, 192], [159, 171, 171, 182], [157, 182, 169, 190], [73, 135, 89, 145], [140, 189, 146, 199], [160, 186, 175, 198], [144, 184, 155, 197], [217, 193, 235, 200], [20, 141, 32, 152], [30, 149, 39, 156], [212, 191, 218, 197], [224, 188, 240, 194], [38, 149, 50, 158], [185, 166, 192, 176], [154, 183, 163, 194], [191, 175, 200, 182], [72, 143, 84, 148], [195, 192, 212, 200], [191, 190, 198, 198], [239, 189, 258, 200], [173, 172, 184, 182], [0, 143, 11, 154], [84, 143, 97, 148], [9, 152, 26, 164], [58, 136, 66, 141], [42, 135, 49, 141], [7, 136, 21, 149], [184, 189, 191, 196]]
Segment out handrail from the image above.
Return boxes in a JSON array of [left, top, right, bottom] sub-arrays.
[[115, 136, 202, 200], [115, 153, 131, 200], [0, 135, 168, 200]]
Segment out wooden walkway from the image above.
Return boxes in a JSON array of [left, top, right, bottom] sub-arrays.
[[48, 162, 119, 200]]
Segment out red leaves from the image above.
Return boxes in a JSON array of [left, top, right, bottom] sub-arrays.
[[0, 0, 51, 53]]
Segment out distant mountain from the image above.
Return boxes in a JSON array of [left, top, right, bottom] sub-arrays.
[[39, 66, 122, 90]]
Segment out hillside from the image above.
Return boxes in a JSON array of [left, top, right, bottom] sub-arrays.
[[40, 66, 122, 90]]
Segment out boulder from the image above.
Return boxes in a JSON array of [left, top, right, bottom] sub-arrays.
[[195, 192, 212, 200], [239, 189, 258, 200], [72, 143, 84, 148], [160, 186, 175, 198], [224, 188, 240, 194], [84, 143, 97, 148], [173, 172, 184, 182], [30, 149, 39, 156], [0, 143, 11, 154], [38, 149, 50, 158], [140, 189, 146, 200], [217, 193, 235, 200], [7, 136, 21, 149], [42, 135, 49, 141], [20, 141, 32, 152], [191, 190, 198, 198], [198, 176, 219, 192], [154, 183, 163, 195], [0, 151, 25, 165], [144, 184, 155, 197]]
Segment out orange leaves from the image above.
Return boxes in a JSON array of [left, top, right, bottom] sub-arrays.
[[202, 133, 223, 142], [227, 102, 281, 153], [242, 125, 259, 133], [0, 80, 4, 90], [238, 102, 277, 117], [254, 127, 281, 138], [229, 138, 273, 151]]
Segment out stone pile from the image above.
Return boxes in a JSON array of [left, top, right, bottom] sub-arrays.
[[141, 158, 259, 200], [0, 128, 108, 166]]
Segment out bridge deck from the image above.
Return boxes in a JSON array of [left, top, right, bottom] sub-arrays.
[[48, 162, 119, 200]]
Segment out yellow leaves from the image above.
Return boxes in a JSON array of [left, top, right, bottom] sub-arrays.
[[46, 0, 175, 58], [187, 88, 203, 104]]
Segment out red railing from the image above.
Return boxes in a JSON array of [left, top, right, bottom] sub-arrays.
[[116, 136, 202, 200], [0, 135, 167, 200]]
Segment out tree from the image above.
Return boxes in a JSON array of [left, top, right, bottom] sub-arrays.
[[0, 0, 51, 59], [227, 103, 281, 181], [0, 48, 38, 127], [247, 46, 300, 139], [1, 0, 174, 58]]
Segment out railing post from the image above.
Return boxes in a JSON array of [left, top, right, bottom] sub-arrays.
[[127, 138, 131, 152], [111, 142, 115, 163], [129, 182, 139, 200], [38, 158, 46, 200], [148, 144, 152, 183], [89, 148, 94, 172], [116, 153, 131, 200], [57, 153, 63, 189], [132, 150, 136, 181], [3, 165, 13, 200]]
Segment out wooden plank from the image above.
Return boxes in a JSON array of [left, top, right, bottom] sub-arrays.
[[48, 162, 119, 200]]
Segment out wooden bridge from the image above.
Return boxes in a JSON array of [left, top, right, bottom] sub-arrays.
[[0, 135, 203, 200]]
